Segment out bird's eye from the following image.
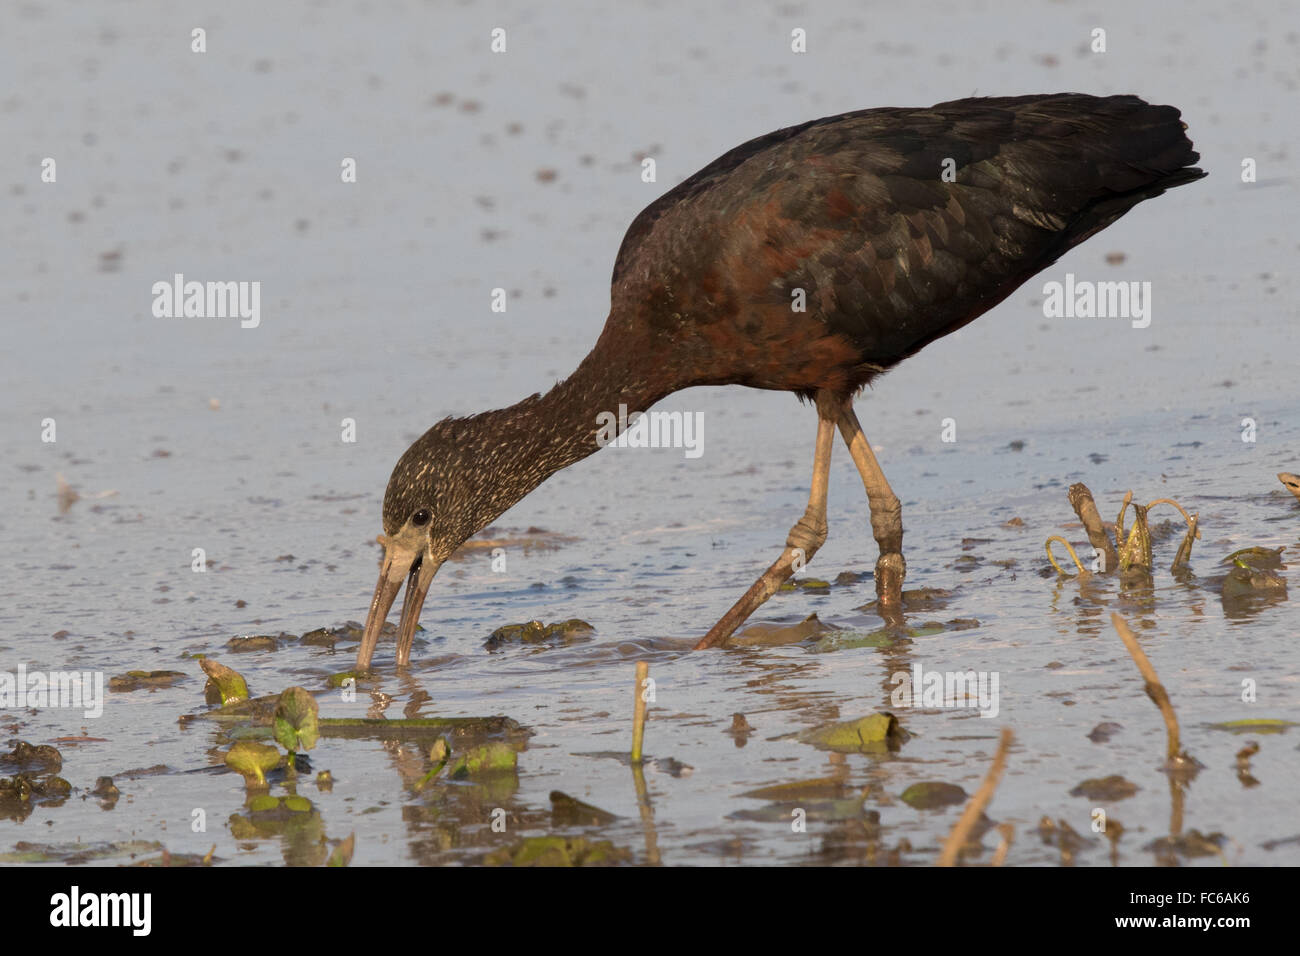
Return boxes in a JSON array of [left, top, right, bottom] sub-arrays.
[[411, 509, 432, 527]]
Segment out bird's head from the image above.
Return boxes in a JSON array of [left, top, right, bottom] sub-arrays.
[[355, 391, 584, 669], [355, 419, 486, 671]]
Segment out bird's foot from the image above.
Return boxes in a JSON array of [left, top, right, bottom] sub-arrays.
[[874, 552, 906, 628]]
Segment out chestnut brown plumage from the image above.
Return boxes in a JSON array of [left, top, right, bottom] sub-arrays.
[[356, 93, 1204, 670]]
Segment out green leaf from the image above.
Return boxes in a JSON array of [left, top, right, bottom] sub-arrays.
[[449, 742, 517, 778], [224, 741, 281, 785], [1209, 718, 1297, 734], [1221, 547, 1286, 569], [327, 670, 366, 688], [199, 657, 249, 705], [739, 776, 848, 801], [900, 781, 968, 810], [273, 687, 320, 753], [414, 737, 451, 791], [797, 713, 907, 753]]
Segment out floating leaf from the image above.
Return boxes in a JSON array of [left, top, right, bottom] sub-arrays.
[[1222, 547, 1286, 570], [318, 716, 527, 741], [1, 741, 62, 775], [300, 628, 342, 648], [1086, 722, 1123, 743], [798, 713, 906, 753], [731, 613, 831, 647], [484, 618, 595, 649], [226, 635, 279, 653], [1209, 719, 1297, 735], [900, 781, 967, 810], [1145, 829, 1226, 859], [109, 670, 187, 693], [273, 687, 320, 754], [1069, 775, 1139, 800], [740, 776, 848, 801], [730, 798, 868, 823], [224, 741, 281, 786], [449, 742, 517, 778], [779, 577, 831, 593], [858, 587, 954, 613], [199, 658, 249, 705], [327, 670, 366, 689]]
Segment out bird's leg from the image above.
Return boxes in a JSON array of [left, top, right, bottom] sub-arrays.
[[694, 394, 836, 650], [836, 400, 906, 627]]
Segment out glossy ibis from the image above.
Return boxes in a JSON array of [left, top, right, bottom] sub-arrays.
[[355, 93, 1203, 670]]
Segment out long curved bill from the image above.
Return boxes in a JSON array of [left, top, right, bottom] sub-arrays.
[[355, 538, 441, 671]]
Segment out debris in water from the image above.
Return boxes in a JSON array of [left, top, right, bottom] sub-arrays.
[[327, 833, 355, 867], [550, 790, 619, 826], [109, 670, 187, 692], [483, 835, 631, 867], [1069, 775, 1139, 800], [226, 634, 280, 653], [485, 618, 594, 648], [938, 727, 1014, 866], [1086, 722, 1123, 743], [1278, 472, 1300, 501], [1111, 613, 1198, 772]]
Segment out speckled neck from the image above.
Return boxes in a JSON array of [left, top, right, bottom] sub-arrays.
[[453, 326, 670, 535]]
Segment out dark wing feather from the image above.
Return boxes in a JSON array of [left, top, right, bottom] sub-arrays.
[[609, 94, 1203, 387]]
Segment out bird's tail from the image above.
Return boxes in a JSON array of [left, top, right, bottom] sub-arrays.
[[1005, 93, 1206, 246], [961, 92, 1201, 256]]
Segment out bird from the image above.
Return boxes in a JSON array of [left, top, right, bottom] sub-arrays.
[[353, 93, 1204, 671]]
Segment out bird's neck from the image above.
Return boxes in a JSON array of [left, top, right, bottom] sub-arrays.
[[460, 325, 670, 531]]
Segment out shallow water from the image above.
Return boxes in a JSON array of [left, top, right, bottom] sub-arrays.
[[2, 0, 1298, 865]]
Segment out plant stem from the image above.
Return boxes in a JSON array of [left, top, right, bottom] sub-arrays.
[[631, 661, 649, 765], [938, 727, 1013, 866]]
